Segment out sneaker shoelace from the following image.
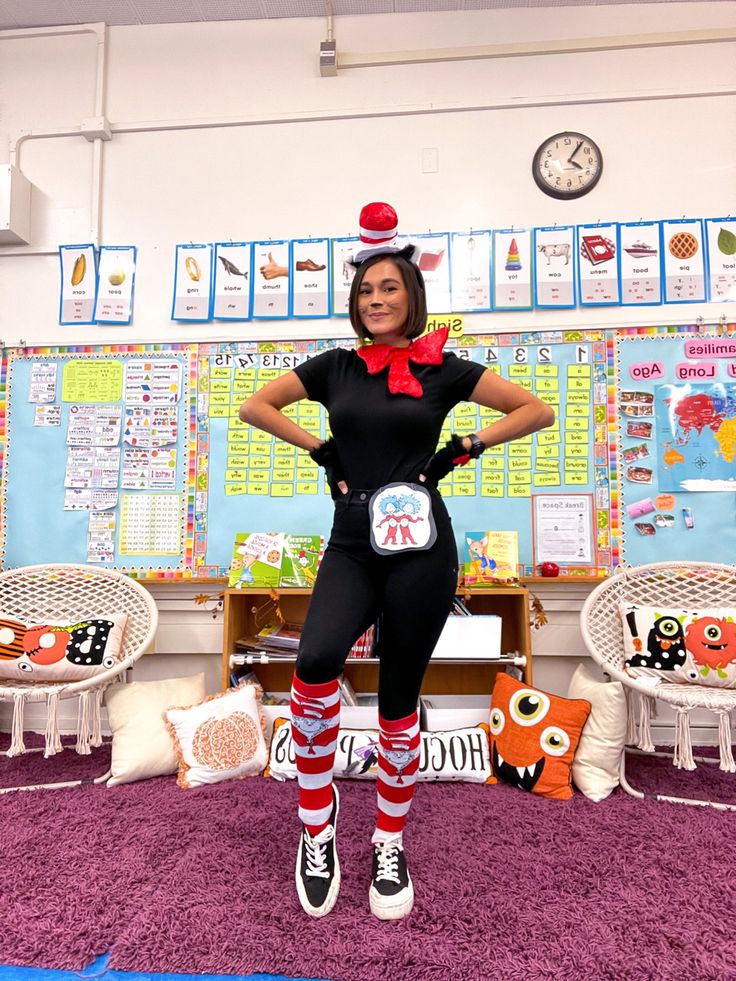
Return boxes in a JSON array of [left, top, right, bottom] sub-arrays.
[[374, 842, 402, 885], [303, 825, 335, 879]]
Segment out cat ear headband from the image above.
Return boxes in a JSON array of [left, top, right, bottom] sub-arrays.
[[346, 201, 422, 269]]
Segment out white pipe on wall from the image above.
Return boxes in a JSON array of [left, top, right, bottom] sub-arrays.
[[1, 22, 734, 259], [336, 26, 736, 70], [2, 22, 107, 255]]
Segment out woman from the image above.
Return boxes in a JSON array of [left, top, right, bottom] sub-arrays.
[[240, 203, 555, 922]]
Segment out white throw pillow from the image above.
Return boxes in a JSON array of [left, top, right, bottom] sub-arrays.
[[0, 613, 127, 682], [163, 683, 268, 789], [568, 663, 627, 803], [105, 673, 206, 787], [266, 719, 492, 784]]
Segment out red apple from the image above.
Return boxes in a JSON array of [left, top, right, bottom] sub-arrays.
[[539, 562, 560, 578]]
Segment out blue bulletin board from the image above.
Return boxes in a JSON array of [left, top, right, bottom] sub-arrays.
[[1, 346, 196, 576], [615, 325, 736, 567], [195, 331, 616, 578], [5, 326, 733, 580]]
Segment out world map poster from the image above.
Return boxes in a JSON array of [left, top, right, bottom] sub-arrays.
[[656, 383, 736, 491]]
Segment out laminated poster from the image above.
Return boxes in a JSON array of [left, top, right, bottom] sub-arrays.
[[213, 243, 252, 320], [291, 238, 330, 318], [705, 218, 736, 302], [119, 493, 182, 555], [577, 223, 621, 306], [59, 244, 97, 325], [94, 245, 136, 324], [618, 222, 663, 306], [172, 244, 213, 321], [532, 493, 594, 566], [533, 226, 575, 308], [29, 362, 57, 404], [330, 237, 359, 317], [492, 229, 533, 310], [252, 240, 290, 318], [662, 219, 706, 304], [412, 232, 451, 313], [450, 231, 492, 312]]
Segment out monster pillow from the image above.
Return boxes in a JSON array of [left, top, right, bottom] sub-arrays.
[[488, 673, 591, 800], [621, 605, 736, 688], [0, 613, 127, 682]]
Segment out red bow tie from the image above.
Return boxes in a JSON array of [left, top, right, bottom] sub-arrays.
[[356, 328, 449, 398]]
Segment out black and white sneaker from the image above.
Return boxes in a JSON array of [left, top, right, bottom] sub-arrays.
[[369, 837, 414, 920], [295, 785, 340, 917]]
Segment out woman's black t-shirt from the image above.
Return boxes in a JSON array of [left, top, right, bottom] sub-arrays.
[[294, 347, 486, 488]]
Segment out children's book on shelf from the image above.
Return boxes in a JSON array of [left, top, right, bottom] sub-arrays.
[[236, 621, 302, 657], [228, 532, 324, 588], [348, 623, 376, 659], [464, 530, 519, 585], [280, 535, 324, 587], [228, 532, 284, 588]]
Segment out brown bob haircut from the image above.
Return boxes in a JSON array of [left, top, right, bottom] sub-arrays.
[[348, 249, 427, 342]]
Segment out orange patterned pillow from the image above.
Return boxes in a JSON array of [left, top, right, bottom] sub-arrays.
[[163, 682, 268, 789], [489, 673, 591, 800]]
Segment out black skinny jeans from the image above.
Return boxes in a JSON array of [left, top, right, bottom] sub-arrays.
[[296, 485, 458, 720]]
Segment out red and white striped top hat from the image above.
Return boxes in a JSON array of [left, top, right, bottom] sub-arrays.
[[359, 202, 399, 246], [348, 201, 421, 268]]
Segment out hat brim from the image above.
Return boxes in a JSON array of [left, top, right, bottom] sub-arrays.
[[346, 241, 422, 270]]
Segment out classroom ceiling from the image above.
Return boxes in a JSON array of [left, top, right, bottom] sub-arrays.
[[0, 0, 724, 30]]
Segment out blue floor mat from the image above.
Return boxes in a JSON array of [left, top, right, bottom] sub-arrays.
[[0, 953, 326, 981]]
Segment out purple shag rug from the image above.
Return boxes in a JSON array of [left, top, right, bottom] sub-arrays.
[[1, 734, 736, 981]]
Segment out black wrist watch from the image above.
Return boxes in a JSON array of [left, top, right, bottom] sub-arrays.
[[465, 432, 485, 459]]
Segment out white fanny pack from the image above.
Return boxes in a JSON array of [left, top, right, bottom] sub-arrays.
[[368, 482, 438, 556]]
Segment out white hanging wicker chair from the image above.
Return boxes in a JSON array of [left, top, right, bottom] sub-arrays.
[[0, 563, 158, 793], [581, 561, 736, 813]]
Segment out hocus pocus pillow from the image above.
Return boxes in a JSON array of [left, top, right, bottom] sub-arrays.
[[265, 718, 492, 783]]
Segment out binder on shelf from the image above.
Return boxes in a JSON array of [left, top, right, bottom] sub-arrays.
[[431, 615, 502, 660]]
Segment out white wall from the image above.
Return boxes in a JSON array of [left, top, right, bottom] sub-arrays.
[[1, 4, 734, 345], [1, 5, 735, 737]]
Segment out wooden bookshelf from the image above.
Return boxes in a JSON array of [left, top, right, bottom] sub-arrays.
[[222, 585, 532, 697]]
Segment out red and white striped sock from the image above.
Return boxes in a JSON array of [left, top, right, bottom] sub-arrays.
[[290, 674, 340, 835], [371, 710, 421, 845]]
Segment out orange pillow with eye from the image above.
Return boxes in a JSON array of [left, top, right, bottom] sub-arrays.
[[489, 673, 591, 800]]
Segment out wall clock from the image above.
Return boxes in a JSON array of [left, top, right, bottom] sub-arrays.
[[532, 132, 603, 200]]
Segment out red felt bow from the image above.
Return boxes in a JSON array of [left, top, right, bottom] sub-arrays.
[[356, 328, 449, 398]]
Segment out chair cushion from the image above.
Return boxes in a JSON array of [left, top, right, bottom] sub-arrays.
[[568, 663, 627, 802], [264, 719, 493, 783], [105, 672, 206, 786], [0, 613, 127, 683], [164, 683, 269, 789], [489, 673, 591, 800], [620, 604, 736, 687]]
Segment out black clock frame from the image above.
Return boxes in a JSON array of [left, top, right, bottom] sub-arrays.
[[532, 132, 603, 200]]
